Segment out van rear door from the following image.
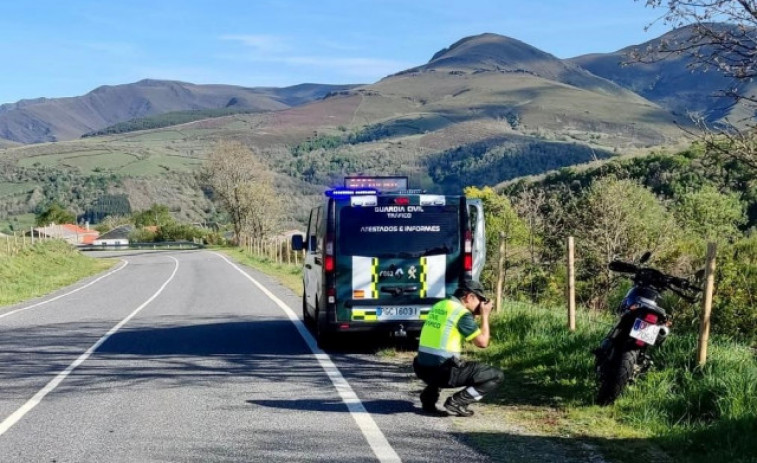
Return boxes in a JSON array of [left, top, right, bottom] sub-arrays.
[[466, 198, 486, 281], [334, 194, 462, 324]]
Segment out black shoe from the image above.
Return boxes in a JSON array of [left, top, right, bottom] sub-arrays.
[[443, 397, 474, 417], [421, 403, 449, 417]]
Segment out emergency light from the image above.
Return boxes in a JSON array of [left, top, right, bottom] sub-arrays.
[[325, 187, 378, 198]]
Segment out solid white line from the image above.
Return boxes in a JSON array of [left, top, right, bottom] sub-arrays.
[[0, 260, 129, 321], [213, 252, 402, 463], [0, 256, 179, 437]]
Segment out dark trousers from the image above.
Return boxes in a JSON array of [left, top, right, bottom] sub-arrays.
[[413, 356, 504, 405]]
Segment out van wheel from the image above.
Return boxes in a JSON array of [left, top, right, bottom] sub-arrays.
[[315, 305, 334, 349], [302, 295, 313, 326]]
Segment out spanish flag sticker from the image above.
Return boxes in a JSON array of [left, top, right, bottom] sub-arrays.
[[353, 290, 365, 299]]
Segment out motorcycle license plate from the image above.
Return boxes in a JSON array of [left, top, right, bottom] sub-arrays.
[[630, 318, 661, 345]]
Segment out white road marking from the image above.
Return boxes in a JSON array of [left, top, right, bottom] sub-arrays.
[[214, 252, 402, 463], [0, 260, 129, 321], [0, 256, 179, 437]]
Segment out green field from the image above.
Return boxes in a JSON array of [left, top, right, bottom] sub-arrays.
[[0, 214, 36, 234], [14, 149, 201, 175]]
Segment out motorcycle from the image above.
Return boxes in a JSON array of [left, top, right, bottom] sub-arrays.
[[594, 252, 702, 405]]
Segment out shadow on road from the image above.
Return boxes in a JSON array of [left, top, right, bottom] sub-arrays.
[[246, 398, 415, 415], [0, 317, 416, 395]]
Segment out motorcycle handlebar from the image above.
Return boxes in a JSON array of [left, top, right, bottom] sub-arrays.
[[608, 260, 638, 273], [609, 260, 702, 297], [668, 275, 702, 292]]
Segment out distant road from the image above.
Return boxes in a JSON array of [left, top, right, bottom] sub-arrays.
[[0, 250, 491, 462]]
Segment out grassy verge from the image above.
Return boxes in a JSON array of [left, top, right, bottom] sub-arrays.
[[0, 240, 116, 307], [215, 247, 303, 295], [471, 301, 757, 463]]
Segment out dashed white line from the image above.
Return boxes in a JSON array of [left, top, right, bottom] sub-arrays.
[[214, 252, 402, 463], [0, 256, 179, 437], [0, 260, 129, 321]]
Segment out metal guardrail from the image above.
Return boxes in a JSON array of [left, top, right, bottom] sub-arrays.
[[79, 241, 205, 252]]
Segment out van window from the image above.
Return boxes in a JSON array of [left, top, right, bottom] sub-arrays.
[[307, 207, 319, 252], [337, 204, 460, 258], [315, 205, 325, 253]]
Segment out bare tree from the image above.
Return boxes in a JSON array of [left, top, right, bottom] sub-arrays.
[[632, 0, 757, 172], [202, 140, 282, 245]]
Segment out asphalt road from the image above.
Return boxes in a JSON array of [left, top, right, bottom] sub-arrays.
[[0, 250, 492, 463]]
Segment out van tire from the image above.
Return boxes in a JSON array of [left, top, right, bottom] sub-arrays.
[[302, 296, 313, 326], [315, 304, 335, 349]]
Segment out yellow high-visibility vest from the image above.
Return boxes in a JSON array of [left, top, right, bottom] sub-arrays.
[[418, 298, 468, 358]]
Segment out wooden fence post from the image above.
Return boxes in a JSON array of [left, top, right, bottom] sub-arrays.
[[697, 242, 717, 366], [567, 236, 576, 332], [496, 231, 506, 312]]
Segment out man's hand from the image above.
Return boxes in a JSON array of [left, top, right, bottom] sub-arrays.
[[477, 300, 493, 317]]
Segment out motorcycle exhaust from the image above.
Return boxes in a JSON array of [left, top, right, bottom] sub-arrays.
[[656, 326, 670, 345]]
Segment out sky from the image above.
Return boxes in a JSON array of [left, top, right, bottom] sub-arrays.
[[0, 0, 673, 105]]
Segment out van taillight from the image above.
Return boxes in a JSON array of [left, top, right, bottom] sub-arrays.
[[464, 254, 473, 271], [394, 197, 409, 205], [464, 230, 473, 272], [325, 233, 335, 274], [325, 255, 335, 273]]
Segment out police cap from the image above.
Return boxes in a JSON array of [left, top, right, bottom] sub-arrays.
[[459, 279, 489, 303]]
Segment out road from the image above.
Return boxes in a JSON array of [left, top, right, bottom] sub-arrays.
[[0, 250, 492, 463]]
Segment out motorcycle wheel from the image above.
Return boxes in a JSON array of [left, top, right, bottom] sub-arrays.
[[596, 348, 639, 406]]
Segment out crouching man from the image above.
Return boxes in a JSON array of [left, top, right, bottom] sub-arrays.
[[413, 280, 504, 416]]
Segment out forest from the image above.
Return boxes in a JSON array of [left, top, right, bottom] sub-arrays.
[[470, 143, 756, 346]]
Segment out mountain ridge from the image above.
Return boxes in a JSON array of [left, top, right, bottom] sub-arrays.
[[0, 80, 359, 144]]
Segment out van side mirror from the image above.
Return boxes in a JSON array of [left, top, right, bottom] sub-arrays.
[[291, 234, 304, 251]]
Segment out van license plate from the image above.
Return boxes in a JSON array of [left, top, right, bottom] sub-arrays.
[[629, 318, 660, 345], [376, 306, 422, 320]]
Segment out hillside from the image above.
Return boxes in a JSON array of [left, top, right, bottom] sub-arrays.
[[0, 80, 358, 144], [0, 31, 694, 229], [570, 23, 756, 125]]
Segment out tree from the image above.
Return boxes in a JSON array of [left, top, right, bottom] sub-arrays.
[[673, 184, 746, 242], [574, 177, 679, 309], [202, 140, 282, 245], [464, 186, 530, 297], [132, 204, 173, 228], [35, 203, 76, 226], [634, 0, 757, 173]]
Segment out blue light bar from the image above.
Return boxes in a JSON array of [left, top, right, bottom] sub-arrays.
[[325, 188, 378, 198]]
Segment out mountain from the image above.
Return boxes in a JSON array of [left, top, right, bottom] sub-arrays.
[[569, 24, 753, 124], [0, 32, 695, 229], [258, 32, 682, 153], [0, 80, 359, 144], [402, 33, 644, 98]]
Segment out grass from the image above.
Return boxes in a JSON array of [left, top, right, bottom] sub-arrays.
[[470, 301, 757, 463], [216, 246, 303, 295], [0, 214, 37, 235], [0, 240, 116, 307]]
